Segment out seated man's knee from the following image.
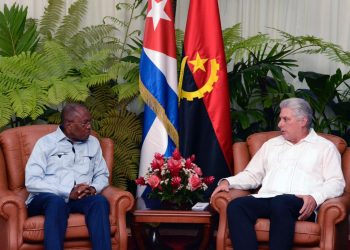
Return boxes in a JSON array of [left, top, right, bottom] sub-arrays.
[[227, 196, 247, 218], [91, 195, 109, 211], [45, 194, 66, 207], [270, 194, 301, 216], [43, 193, 69, 216]]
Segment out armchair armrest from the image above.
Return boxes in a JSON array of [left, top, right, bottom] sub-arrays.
[[318, 194, 350, 225], [317, 194, 350, 250], [0, 190, 27, 250], [101, 186, 134, 250], [211, 189, 250, 250], [211, 189, 251, 212]]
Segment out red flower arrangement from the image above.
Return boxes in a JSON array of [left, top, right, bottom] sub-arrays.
[[135, 149, 215, 208]]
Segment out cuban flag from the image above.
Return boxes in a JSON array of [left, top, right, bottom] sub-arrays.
[[137, 0, 178, 208]]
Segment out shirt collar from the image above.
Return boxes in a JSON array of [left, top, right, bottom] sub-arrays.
[[299, 128, 318, 143], [54, 125, 68, 143], [54, 125, 90, 145]]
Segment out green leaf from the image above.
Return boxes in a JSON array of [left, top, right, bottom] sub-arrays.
[[8, 88, 32, 118], [0, 94, 13, 127], [39, 0, 64, 41], [0, 3, 39, 56], [55, 0, 88, 44]]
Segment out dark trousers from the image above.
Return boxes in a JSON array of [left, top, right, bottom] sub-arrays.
[[27, 193, 111, 250], [227, 194, 315, 250]]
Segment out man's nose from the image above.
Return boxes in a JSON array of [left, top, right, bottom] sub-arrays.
[[278, 120, 282, 128]]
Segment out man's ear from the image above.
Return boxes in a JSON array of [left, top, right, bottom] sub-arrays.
[[300, 117, 308, 128]]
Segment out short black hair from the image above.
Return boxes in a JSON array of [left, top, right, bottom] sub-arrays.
[[61, 103, 88, 123]]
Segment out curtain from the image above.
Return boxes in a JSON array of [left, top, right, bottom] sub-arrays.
[[176, 0, 350, 77], [1, 0, 142, 32], [2, 0, 350, 75]]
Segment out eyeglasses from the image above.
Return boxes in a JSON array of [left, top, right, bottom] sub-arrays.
[[68, 120, 92, 128]]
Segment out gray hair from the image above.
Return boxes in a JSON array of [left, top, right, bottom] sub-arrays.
[[279, 98, 313, 129]]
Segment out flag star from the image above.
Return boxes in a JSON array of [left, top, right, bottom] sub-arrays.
[[147, 0, 171, 30], [189, 52, 208, 73]]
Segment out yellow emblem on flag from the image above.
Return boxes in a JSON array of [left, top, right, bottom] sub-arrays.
[[178, 53, 220, 101]]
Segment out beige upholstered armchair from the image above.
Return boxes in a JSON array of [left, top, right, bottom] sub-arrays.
[[211, 131, 350, 250], [0, 125, 134, 250]]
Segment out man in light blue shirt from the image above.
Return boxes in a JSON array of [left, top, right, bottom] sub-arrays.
[[25, 103, 111, 250]]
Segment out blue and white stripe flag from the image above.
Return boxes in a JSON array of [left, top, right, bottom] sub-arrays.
[[137, 0, 178, 208]]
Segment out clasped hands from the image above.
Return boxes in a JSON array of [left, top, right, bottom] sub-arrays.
[[69, 183, 96, 200], [210, 180, 317, 221]]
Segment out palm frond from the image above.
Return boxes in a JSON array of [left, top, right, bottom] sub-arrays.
[[8, 88, 34, 118], [83, 73, 112, 87], [47, 110, 62, 124], [42, 41, 74, 77], [110, 60, 139, 79], [225, 33, 269, 65], [38, 0, 64, 42], [26, 82, 48, 119], [0, 94, 12, 127], [275, 29, 350, 66], [65, 81, 90, 101], [46, 79, 89, 105], [0, 52, 43, 85], [113, 80, 139, 102], [69, 24, 116, 47], [99, 109, 142, 143], [79, 49, 111, 76], [98, 109, 141, 188], [113, 140, 140, 188], [55, 0, 88, 44], [0, 4, 39, 56], [47, 80, 70, 104], [85, 84, 119, 120], [103, 15, 127, 29], [222, 23, 242, 47]]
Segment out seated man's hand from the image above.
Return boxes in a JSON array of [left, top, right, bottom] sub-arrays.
[[296, 194, 317, 221], [69, 183, 91, 200], [210, 179, 230, 203], [87, 185, 97, 195]]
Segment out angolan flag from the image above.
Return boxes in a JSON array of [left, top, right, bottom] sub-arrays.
[[179, 0, 232, 196]]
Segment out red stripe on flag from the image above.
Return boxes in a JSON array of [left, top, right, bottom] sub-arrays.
[[184, 0, 232, 168]]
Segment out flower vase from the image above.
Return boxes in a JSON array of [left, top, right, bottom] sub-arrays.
[[160, 200, 193, 210]]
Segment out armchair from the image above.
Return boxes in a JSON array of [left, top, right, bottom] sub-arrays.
[[0, 124, 134, 250], [211, 131, 350, 250]]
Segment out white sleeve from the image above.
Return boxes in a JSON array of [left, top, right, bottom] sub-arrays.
[[223, 142, 268, 190], [310, 144, 345, 206]]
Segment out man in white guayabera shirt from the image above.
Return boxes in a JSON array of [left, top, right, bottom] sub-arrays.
[[25, 103, 111, 250], [211, 97, 345, 250]]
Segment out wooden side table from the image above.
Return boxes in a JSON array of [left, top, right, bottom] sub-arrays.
[[131, 209, 213, 250]]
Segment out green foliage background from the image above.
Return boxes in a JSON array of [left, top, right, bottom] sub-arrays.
[[221, 24, 350, 143], [0, 0, 145, 190]]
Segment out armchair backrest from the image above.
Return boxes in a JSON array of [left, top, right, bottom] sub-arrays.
[[232, 131, 350, 193], [0, 125, 114, 195]]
